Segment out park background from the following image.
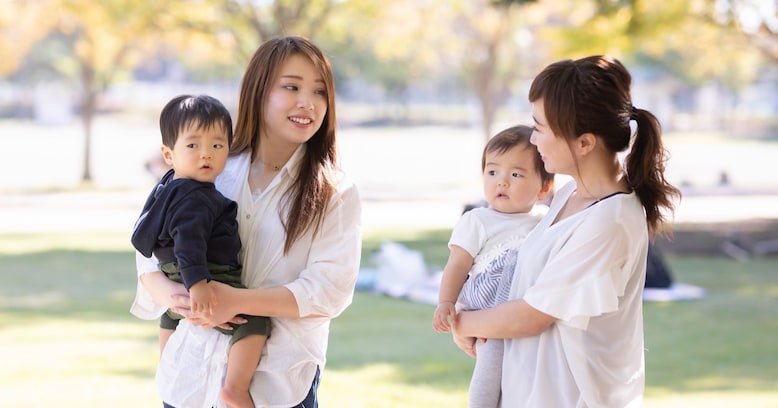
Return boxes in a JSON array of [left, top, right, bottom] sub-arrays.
[[1, 0, 777, 407]]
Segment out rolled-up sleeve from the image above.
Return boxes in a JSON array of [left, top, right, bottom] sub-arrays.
[[284, 179, 362, 318]]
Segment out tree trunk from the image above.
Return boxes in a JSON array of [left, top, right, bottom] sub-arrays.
[[80, 95, 95, 183], [80, 64, 97, 183]]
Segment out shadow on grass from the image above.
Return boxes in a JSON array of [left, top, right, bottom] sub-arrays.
[[357, 227, 778, 395], [0, 248, 140, 323], [3, 236, 776, 396], [0, 248, 161, 383], [644, 256, 778, 394], [327, 292, 474, 391]]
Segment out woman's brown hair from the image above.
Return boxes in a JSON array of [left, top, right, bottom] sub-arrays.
[[528, 55, 680, 237], [231, 36, 338, 253]]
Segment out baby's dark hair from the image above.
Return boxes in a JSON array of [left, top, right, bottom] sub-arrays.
[[159, 95, 233, 148], [482, 125, 554, 187]]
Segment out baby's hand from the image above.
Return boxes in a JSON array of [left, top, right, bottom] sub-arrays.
[[189, 280, 217, 316], [432, 301, 456, 333]]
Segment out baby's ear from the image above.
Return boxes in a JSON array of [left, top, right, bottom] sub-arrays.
[[538, 178, 554, 200], [160, 145, 174, 165]]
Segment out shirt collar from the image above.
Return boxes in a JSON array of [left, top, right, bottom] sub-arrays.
[[279, 144, 306, 177]]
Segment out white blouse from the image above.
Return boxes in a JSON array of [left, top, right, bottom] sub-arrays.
[[131, 146, 362, 408], [501, 181, 648, 408]]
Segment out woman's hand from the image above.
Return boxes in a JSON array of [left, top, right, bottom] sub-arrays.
[[452, 311, 477, 358], [188, 281, 246, 330]]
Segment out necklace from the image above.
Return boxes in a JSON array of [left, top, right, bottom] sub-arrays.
[[257, 160, 281, 172]]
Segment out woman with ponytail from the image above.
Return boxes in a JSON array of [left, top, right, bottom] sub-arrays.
[[452, 55, 680, 407]]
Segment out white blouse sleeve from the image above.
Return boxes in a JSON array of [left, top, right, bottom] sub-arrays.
[[283, 177, 362, 318], [523, 203, 635, 330], [129, 252, 167, 320]]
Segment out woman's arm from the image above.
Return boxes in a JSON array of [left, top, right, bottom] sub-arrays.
[[193, 178, 362, 326], [131, 251, 188, 320], [452, 299, 556, 356], [139, 271, 191, 313], [194, 282, 301, 322]]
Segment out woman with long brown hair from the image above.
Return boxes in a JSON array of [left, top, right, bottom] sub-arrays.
[[132, 36, 361, 408]]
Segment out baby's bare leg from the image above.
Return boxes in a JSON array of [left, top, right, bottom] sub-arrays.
[[159, 328, 175, 359], [220, 334, 265, 408]]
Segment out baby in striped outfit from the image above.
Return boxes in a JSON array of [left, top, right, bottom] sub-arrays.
[[433, 125, 554, 408]]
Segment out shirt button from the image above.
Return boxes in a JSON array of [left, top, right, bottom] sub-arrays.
[[245, 214, 250, 219]]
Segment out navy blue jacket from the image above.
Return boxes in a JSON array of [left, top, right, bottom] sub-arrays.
[[131, 169, 241, 290]]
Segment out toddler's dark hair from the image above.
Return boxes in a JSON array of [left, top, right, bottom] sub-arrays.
[[482, 125, 554, 187], [159, 95, 233, 148]]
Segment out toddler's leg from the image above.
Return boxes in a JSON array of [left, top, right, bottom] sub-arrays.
[[468, 339, 504, 408], [159, 328, 175, 359], [220, 334, 265, 408]]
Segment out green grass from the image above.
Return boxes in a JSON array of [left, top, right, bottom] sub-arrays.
[[1, 230, 777, 407]]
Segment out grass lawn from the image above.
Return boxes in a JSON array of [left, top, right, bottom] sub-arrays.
[[1, 228, 777, 407]]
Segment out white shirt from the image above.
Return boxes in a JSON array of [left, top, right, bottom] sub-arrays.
[[501, 181, 647, 408], [449, 206, 547, 277], [449, 206, 546, 310], [131, 146, 362, 408]]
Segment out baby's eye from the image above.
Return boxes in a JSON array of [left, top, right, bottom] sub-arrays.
[[213, 143, 225, 149], [512, 172, 522, 178], [186, 143, 197, 149], [487, 170, 496, 176]]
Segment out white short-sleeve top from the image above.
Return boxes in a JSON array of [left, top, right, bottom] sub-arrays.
[[448, 206, 547, 276], [501, 181, 648, 408]]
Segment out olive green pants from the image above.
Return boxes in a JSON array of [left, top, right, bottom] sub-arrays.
[[159, 261, 271, 345]]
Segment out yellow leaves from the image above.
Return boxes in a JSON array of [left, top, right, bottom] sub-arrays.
[[0, 0, 59, 75]]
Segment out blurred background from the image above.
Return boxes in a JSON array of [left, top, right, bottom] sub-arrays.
[[0, 0, 777, 407], [1, 0, 777, 191]]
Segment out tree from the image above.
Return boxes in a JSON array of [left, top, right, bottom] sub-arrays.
[[1, 1, 179, 183], [715, 0, 778, 62], [52, 0, 180, 183], [0, 1, 235, 183], [320, 0, 467, 122], [538, 0, 768, 87], [0, 1, 59, 76], [322, 0, 542, 138], [213, 0, 339, 61]]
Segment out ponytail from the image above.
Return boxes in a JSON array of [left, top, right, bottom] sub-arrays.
[[625, 107, 681, 238], [530, 56, 681, 238]]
